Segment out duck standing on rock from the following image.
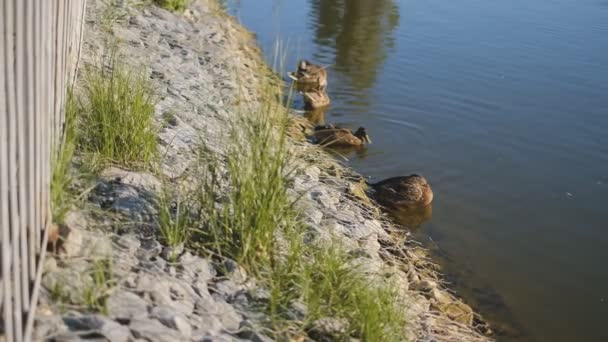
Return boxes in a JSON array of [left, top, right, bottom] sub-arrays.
[[370, 174, 434, 208], [288, 60, 328, 91], [313, 124, 371, 147]]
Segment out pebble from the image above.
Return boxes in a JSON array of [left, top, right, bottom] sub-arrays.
[[107, 291, 148, 321]]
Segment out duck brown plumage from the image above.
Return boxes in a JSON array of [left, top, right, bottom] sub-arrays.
[[314, 125, 371, 147], [288, 60, 328, 91], [370, 174, 434, 207]]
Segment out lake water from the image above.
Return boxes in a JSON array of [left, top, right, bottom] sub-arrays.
[[224, 0, 608, 341]]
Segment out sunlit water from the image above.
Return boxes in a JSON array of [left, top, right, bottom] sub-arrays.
[[224, 0, 608, 340]]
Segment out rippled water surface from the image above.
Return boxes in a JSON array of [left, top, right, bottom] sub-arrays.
[[225, 0, 608, 340]]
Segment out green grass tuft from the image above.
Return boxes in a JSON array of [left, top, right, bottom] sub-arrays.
[[82, 259, 114, 314], [51, 91, 78, 224], [157, 186, 191, 261], [303, 246, 407, 341], [190, 94, 294, 272], [154, 0, 190, 12], [77, 55, 157, 170]]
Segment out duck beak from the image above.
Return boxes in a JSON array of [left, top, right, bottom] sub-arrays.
[[365, 134, 372, 144]]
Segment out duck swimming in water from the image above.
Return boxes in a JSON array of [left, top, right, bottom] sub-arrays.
[[370, 174, 434, 208], [288, 60, 328, 91], [313, 124, 371, 147]]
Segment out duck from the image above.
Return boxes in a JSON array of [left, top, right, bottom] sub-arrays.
[[302, 89, 331, 109], [369, 174, 434, 208], [313, 124, 371, 147], [288, 60, 328, 91]]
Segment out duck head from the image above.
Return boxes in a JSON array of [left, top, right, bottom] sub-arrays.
[[409, 174, 434, 205], [298, 60, 310, 71], [353, 127, 372, 144]]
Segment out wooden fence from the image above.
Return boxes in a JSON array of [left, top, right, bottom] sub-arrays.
[[1, 0, 87, 340]]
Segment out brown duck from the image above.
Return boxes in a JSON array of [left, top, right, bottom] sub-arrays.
[[288, 60, 328, 91], [314, 124, 371, 147], [370, 174, 434, 208], [302, 89, 331, 109]]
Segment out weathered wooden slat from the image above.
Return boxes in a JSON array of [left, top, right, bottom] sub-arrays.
[[1, 0, 87, 340], [13, 1, 26, 340], [1, 0, 16, 338], [25, 0, 37, 286], [16, 0, 31, 313], [29, 0, 41, 308]]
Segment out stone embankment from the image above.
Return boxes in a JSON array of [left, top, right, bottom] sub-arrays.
[[34, 1, 491, 341]]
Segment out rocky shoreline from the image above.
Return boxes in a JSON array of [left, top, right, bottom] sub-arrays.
[[34, 1, 492, 341]]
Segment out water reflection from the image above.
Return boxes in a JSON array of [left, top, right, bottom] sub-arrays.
[[386, 204, 433, 229], [304, 108, 326, 125], [322, 144, 369, 161], [308, 0, 400, 90]]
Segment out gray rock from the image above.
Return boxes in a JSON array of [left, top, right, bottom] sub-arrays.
[[310, 188, 340, 211], [286, 301, 308, 321], [237, 327, 273, 342], [197, 333, 244, 342], [43, 256, 58, 274], [306, 208, 324, 225], [33, 313, 69, 341], [179, 252, 216, 283], [303, 166, 321, 183], [222, 259, 247, 284], [308, 317, 349, 341], [334, 208, 358, 224], [150, 305, 192, 338], [295, 198, 323, 225], [146, 278, 195, 316], [359, 234, 381, 257], [100, 320, 132, 342], [116, 234, 141, 254], [213, 279, 243, 300], [190, 315, 224, 338], [62, 228, 113, 259], [345, 221, 374, 240], [194, 296, 242, 332], [247, 287, 270, 303], [42, 269, 90, 304], [111, 185, 156, 221], [63, 210, 87, 231], [325, 220, 347, 235], [363, 219, 383, 234], [61, 228, 84, 258], [107, 291, 148, 321], [101, 167, 162, 192], [138, 239, 163, 260], [130, 318, 183, 342], [293, 176, 309, 192], [141, 255, 168, 273], [44, 332, 86, 342], [411, 279, 438, 292], [63, 314, 131, 342]]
